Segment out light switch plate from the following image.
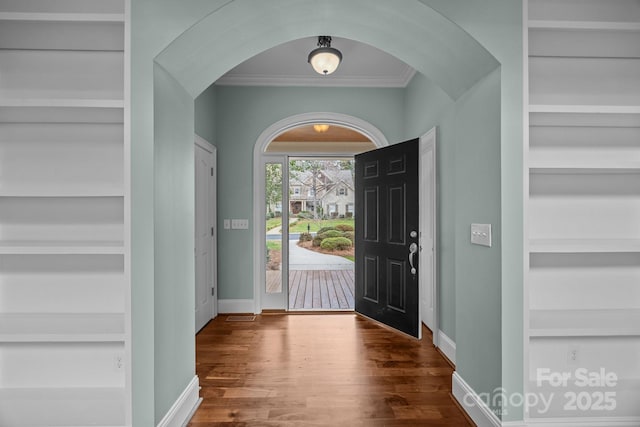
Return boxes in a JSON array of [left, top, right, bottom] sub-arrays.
[[471, 223, 492, 247], [231, 219, 249, 229], [223, 219, 230, 229]]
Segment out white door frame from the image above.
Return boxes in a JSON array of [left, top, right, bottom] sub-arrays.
[[195, 134, 217, 328], [252, 112, 389, 314], [419, 127, 438, 346]]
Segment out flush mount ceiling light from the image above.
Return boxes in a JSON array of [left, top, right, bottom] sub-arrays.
[[308, 36, 342, 75], [313, 124, 330, 133]]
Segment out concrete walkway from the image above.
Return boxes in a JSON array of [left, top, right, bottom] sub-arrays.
[[289, 241, 353, 271]]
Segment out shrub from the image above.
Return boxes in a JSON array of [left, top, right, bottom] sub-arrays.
[[297, 211, 313, 219], [316, 226, 337, 235], [335, 224, 354, 232], [312, 236, 323, 247], [319, 230, 343, 239], [298, 232, 312, 242], [321, 237, 353, 251], [343, 231, 354, 243]]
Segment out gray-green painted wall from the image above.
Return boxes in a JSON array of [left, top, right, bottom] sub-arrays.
[[195, 84, 217, 143], [402, 73, 457, 339], [211, 85, 404, 299], [153, 65, 196, 422]]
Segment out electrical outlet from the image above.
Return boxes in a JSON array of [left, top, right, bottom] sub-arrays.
[[114, 354, 124, 371], [567, 345, 579, 366], [471, 223, 492, 247]]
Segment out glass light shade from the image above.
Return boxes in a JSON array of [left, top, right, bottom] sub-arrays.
[[313, 124, 330, 133], [308, 47, 342, 75]]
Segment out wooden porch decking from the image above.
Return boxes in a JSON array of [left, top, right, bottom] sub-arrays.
[[265, 269, 355, 310]]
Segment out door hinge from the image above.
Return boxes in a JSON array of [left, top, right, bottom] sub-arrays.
[[211, 287, 215, 296], [211, 227, 214, 236], [211, 167, 214, 176]]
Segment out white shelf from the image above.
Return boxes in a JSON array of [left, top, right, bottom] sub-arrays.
[[0, 387, 126, 427], [529, 239, 640, 253], [0, 313, 125, 342], [0, 188, 124, 197], [529, 20, 640, 31], [526, 379, 640, 419], [530, 309, 640, 337], [0, 98, 124, 109], [0, 105, 124, 124], [529, 151, 640, 170], [0, 19, 124, 52], [530, 166, 640, 173], [0, 12, 124, 22], [530, 104, 640, 114], [528, 0, 640, 24], [0, 241, 125, 255]]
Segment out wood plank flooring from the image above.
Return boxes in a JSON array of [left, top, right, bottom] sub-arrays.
[[289, 270, 354, 310], [188, 314, 473, 426]]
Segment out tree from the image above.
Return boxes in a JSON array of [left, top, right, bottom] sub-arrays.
[[289, 159, 328, 219], [265, 163, 282, 214]]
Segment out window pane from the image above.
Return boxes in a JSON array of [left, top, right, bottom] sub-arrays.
[[265, 163, 283, 294]]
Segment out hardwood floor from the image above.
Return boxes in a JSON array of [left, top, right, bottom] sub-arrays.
[[188, 314, 473, 426]]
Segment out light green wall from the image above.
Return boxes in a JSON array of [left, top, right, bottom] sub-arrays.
[[402, 69, 504, 416], [132, 0, 522, 424], [212, 85, 404, 299], [403, 73, 457, 340], [131, 1, 229, 425], [420, 0, 525, 420], [195, 84, 217, 143], [452, 69, 503, 415], [153, 65, 197, 422]]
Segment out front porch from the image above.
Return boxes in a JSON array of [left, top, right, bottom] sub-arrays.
[[265, 269, 355, 310]]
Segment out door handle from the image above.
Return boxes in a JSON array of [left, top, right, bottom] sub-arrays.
[[409, 242, 418, 275]]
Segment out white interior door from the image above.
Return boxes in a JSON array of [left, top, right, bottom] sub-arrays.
[[195, 136, 217, 332], [419, 128, 437, 343]]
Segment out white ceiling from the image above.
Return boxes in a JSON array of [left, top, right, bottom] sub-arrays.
[[216, 36, 416, 88]]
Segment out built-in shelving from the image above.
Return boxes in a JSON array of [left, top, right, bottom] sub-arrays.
[[529, 239, 640, 254], [526, 0, 640, 422], [0, 313, 125, 342], [530, 309, 640, 337], [0, 0, 129, 424], [0, 387, 126, 427]]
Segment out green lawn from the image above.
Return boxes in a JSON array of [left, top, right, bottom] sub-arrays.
[[266, 241, 281, 251], [289, 218, 355, 233], [265, 217, 283, 231]]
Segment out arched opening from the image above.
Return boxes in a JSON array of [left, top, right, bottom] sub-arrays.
[[140, 1, 513, 425], [253, 113, 386, 311]]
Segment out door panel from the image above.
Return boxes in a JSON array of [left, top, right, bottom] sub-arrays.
[[355, 139, 420, 338], [195, 141, 216, 332]]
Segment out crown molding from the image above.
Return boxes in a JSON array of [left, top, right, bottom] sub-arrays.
[[216, 65, 416, 88]]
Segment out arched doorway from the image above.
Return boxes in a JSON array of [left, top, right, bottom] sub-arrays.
[[253, 113, 388, 311], [142, 2, 507, 425]]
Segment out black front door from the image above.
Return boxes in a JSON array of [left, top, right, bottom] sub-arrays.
[[354, 139, 420, 338]]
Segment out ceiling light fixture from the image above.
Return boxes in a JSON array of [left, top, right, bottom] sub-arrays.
[[308, 36, 342, 75], [313, 124, 330, 133]]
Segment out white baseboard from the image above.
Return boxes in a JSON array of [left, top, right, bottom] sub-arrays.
[[452, 372, 502, 427], [218, 299, 255, 314], [156, 376, 202, 427], [438, 329, 456, 365], [525, 417, 640, 427]]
